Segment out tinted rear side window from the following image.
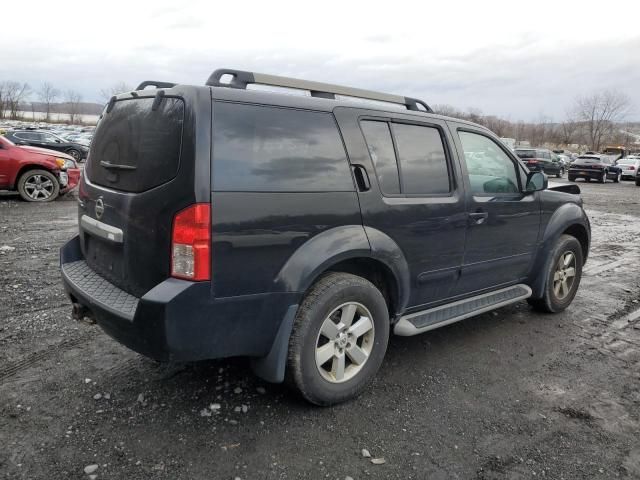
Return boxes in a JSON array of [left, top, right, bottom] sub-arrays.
[[213, 102, 353, 192], [87, 97, 184, 193], [360, 120, 400, 195], [392, 123, 450, 195]]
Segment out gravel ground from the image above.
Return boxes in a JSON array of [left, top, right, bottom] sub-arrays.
[[1, 180, 640, 480]]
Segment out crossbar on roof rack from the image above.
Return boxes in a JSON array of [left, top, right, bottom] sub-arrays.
[[136, 81, 177, 90], [205, 68, 433, 112]]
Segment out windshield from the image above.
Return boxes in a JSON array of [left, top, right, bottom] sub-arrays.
[[515, 150, 536, 159]]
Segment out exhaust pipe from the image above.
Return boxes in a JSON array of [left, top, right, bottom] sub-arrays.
[[72, 303, 95, 324]]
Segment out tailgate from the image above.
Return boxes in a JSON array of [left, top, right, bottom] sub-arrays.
[[78, 89, 211, 297]]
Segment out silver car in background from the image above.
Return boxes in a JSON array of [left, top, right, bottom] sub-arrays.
[[618, 156, 640, 180]]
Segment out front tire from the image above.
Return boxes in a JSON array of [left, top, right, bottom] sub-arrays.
[[613, 172, 621, 183], [287, 272, 390, 406], [66, 149, 81, 161], [17, 169, 60, 202], [528, 234, 583, 313]]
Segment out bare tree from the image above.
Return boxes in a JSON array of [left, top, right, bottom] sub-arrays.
[[573, 90, 631, 151], [4, 82, 31, 120], [0, 82, 6, 119], [65, 90, 83, 124], [556, 118, 579, 146], [432, 104, 464, 119], [99, 81, 133, 102], [466, 107, 484, 125], [483, 115, 510, 137], [39, 82, 60, 122]]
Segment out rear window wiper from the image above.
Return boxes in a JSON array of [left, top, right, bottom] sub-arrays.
[[100, 161, 137, 171]]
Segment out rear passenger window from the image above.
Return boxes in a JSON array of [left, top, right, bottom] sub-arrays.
[[360, 121, 400, 195], [392, 124, 450, 195], [213, 102, 353, 192]]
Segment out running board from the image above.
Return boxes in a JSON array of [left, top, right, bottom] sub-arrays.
[[394, 284, 532, 336]]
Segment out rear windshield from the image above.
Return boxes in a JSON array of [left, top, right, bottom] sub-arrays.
[[515, 150, 536, 159], [86, 97, 184, 193], [576, 157, 600, 163]]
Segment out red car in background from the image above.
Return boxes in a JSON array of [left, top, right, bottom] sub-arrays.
[[0, 135, 80, 201]]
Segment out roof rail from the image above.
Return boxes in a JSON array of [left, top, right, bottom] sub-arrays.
[[135, 81, 177, 90], [206, 68, 433, 113]]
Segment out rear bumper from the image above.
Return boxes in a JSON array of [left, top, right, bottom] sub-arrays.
[[568, 169, 603, 179], [60, 236, 298, 362]]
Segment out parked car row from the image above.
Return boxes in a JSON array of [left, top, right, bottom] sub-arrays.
[[514, 147, 640, 186], [0, 135, 81, 201], [3, 130, 90, 161]]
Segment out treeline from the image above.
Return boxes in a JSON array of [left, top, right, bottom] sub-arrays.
[[434, 89, 636, 151], [1, 80, 636, 150], [0, 80, 123, 124]]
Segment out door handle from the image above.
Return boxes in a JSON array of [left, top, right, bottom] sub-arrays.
[[468, 211, 488, 225], [352, 164, 371, 192]]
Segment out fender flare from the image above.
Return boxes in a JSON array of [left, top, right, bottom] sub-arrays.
[[252, 225, 410, 383], [528, 203, 590, 298]]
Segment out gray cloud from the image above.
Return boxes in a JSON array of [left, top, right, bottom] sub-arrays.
[[2, 25, 638, 121]]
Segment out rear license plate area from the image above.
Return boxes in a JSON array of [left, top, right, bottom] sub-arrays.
[[84, 234, 126, 284]]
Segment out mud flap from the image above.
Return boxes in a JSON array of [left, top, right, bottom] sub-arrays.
[[250, 304, 298, 383]]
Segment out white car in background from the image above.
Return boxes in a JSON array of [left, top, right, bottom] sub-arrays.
[[618, 156, 640, 180]]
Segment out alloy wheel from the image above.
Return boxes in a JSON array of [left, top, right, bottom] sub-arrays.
[[23, 174, 55, 200], [315, 302, 375, 383], [553, 251, 577, 300]]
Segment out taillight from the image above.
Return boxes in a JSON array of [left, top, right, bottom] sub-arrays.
[[171, 203, 211, 281], [629, 166, 636, 170], [528, 159, 539, 164]]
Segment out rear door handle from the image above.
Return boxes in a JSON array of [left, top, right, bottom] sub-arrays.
[[468, 211, 488, 225], [352, 164, 371, 192]]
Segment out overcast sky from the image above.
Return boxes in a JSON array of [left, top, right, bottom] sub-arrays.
[[2, 0, 639, 121]]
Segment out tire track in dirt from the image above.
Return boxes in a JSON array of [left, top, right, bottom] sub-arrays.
[[0, 331, 94, 381]]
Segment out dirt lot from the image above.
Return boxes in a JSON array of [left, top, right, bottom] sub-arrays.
[[1, 180, 640, 480]]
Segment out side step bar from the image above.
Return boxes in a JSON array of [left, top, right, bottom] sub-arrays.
[[394, 284, 532, 336]]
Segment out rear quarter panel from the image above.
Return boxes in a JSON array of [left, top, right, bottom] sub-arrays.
[[210, 191, 364, 297]]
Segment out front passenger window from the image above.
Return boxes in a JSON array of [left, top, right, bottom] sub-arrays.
[[459, 131, 520, 195]]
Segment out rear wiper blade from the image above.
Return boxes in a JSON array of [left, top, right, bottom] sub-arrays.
[[100, 161, 137, 171]]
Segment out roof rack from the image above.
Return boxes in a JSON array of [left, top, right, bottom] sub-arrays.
[[135, 81, 177, 90], [205, 68, 433, 113]]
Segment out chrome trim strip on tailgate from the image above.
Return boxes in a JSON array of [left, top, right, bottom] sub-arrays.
[[80, 215, 124, 244]]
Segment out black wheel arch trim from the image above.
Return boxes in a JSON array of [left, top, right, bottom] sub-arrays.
[[273, 225, 410, 315], [528, 203, 590, 299]]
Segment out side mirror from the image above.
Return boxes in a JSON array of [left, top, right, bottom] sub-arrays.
[[525, 171, 547, 192]]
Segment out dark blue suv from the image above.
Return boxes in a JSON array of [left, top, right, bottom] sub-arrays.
[[60, 69, 590, 405]]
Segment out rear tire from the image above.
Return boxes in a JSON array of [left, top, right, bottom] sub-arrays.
[[528, 234, 583, 313], [636, 177, 640, 186], [599, 171, 607, 183], [568, 176, 576, 182], [287, 272, 389, 406], [17, 169, 60, 202], [613, 172, 621, 183]]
